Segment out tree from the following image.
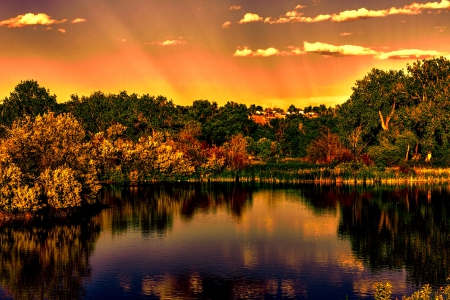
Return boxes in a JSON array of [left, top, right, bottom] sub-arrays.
[[337, 69, 407, 147], [402, 57, 450, 160], [0, 80, 59, 128], [202, 102, 254, 145], [306, 128, 350, 164], [0, 112, 100, 211], [90, 124, 194, 182], [222, 134, 251, 181]]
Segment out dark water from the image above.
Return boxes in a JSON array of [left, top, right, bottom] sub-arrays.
[[2, 183, 450, 299]]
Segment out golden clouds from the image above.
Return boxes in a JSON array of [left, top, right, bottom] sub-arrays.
[[375, 49, 448, 60], [71, 18, 86, 24], [230, 5, 241, 11], [0, 13, 66, 28], [234, 47, 304, 57], [240, 0, 450, 25], [144, 37, 187, 46], [304, 42, 378, 56], [0, 13, 86, 34], [234, 42, 449, 60], [222, 21, 231, 29], [238, 13, 263, 24]]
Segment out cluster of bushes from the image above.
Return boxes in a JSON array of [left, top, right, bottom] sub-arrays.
[[375, 282, 450, 300], [0, 113, 195, 212]]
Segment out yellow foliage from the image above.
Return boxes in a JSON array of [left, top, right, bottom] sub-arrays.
[[92, 127, 194, 181], [0, 112, 100, 211], [40, 167, 83, 209], [0, 155, 42, 211]]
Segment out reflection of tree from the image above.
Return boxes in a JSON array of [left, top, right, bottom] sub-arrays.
[[298, 184, 374, 215], [0, 218, 100, 299], [338, 185, 450, 284], [140, 272, 305, 299], [100, 183, 254, 237]]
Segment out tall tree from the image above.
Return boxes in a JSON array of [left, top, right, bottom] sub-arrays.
[[338, 69, 407, 146], [0, 80, 59, 127]]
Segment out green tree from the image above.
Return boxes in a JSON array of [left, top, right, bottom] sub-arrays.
[[202, 102, 254, 145], [0, 80, 59, 128]]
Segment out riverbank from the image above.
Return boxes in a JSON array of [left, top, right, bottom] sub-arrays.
[[185, 163, 450, 185], [0, 203, 107, 226]]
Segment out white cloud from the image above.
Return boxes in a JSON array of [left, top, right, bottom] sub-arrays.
[[0, 13, 66, 28], [239, 13, 263, 24]]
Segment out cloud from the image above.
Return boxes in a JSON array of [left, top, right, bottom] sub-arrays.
[[239, 13, 263, 24], [58, 28, 66, 33], [375, 49, 448, 60], [304, 42, 378, 56], [264, 14, 331, 24], [331, 8, 389, 22], [222, 21, 231, 29], [144, 37, 187, 46], [72, 18, 86, 24], [340, 32, 353, 36], [0, 13, 66, 28], [234, 46, 305, 57], [234, 41, 448, 60], [253, 0, 450, 25], [230, 5, 241, 10]]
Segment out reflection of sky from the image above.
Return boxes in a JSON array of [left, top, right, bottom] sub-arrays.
[[86, 188, 413, 299]]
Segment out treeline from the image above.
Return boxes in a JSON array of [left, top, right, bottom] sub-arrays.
[[1, 57, 450, 211]]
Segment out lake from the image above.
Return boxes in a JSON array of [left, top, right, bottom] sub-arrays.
[[1, 183, 450, 299]]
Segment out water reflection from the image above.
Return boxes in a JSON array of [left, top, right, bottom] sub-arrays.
[[337, 184, 450, 285], [98, 183, 254, 237], [3, 183, 450, 299], [0, 217, 100, 299]]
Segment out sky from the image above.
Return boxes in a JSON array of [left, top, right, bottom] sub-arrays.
[[1, 0, 449, 109]]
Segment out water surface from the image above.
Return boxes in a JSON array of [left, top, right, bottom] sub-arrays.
[[2, 183, 450, 299]]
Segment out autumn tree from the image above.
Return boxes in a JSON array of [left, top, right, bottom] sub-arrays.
[[90, 124, 194, 182], [222, 134, 251, 182], [306, 128, 351, 164], [0, 113, 100, 211]]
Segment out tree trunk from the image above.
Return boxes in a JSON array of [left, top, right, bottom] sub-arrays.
[[405, 144, 410, 161], [378, 102, 396, 130]]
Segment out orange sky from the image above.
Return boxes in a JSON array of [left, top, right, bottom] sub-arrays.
[[1, 0, 449, 108]]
